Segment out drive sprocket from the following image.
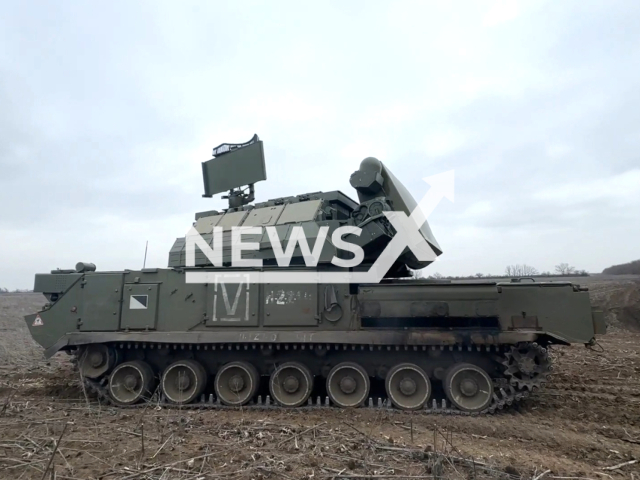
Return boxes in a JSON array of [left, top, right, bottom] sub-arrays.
[[502, 342, 552, 390]]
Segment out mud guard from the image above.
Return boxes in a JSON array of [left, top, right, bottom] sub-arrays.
[[592, 308, 606, 335]]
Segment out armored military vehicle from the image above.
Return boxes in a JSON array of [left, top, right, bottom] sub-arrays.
[[25, 135, 605, 414]]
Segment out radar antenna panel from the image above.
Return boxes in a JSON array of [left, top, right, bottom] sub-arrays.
[[201, 134, 267, 208]]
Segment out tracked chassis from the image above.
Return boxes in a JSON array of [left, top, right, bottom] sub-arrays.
[[27, 267, 602, 415]]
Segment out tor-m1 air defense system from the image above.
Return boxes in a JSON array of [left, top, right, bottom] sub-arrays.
[[25, 135, 606, 414]]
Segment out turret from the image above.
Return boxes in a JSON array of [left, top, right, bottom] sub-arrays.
[[168, 135, 441, 277]]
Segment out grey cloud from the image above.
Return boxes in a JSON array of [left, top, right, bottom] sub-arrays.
[[1, 0, 640, 288]]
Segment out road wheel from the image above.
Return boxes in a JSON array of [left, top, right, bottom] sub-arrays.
[[326, 362, 369, 408], [108, 360, 155, 405], [444, 363, 493, 413], [161, 359, 207, 405], [269, 362, 313, 407], [385, 363, 431, 410], [215, 361, 259, 406]]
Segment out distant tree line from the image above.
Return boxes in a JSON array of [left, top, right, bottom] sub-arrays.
[[602, 259, 640, 275], [424, 262, 589, 280], [552, 263, 589, 276], [505, 264, 539, 276], [0, 288, 33, 293]]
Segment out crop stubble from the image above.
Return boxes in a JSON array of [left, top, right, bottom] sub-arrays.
[[1, 280, 639, 480]]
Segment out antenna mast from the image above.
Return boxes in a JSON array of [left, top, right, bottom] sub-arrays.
[[143, 241, 148, 269]]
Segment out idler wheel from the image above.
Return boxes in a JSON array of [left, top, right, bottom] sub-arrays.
[[161, 359, 207, 405], [78, 345, 117, 379], [326, 362, 370, 408], [214, 361, 259, 406], [444, 363, 493, 413], [108, 360, 156, 406], [269, 362, 314, 407], [385, 363, 432, 410]]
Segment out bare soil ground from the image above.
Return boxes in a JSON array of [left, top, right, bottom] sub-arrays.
[[1, 276, 640, 480]]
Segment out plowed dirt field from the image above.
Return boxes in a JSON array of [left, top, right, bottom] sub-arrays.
[[1, 278, 639, 480]]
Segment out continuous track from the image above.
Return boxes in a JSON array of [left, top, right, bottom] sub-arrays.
[[80, 341, 552, 416]]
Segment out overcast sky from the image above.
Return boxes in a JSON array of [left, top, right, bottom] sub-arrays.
[[1, 1, 639, 289]]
